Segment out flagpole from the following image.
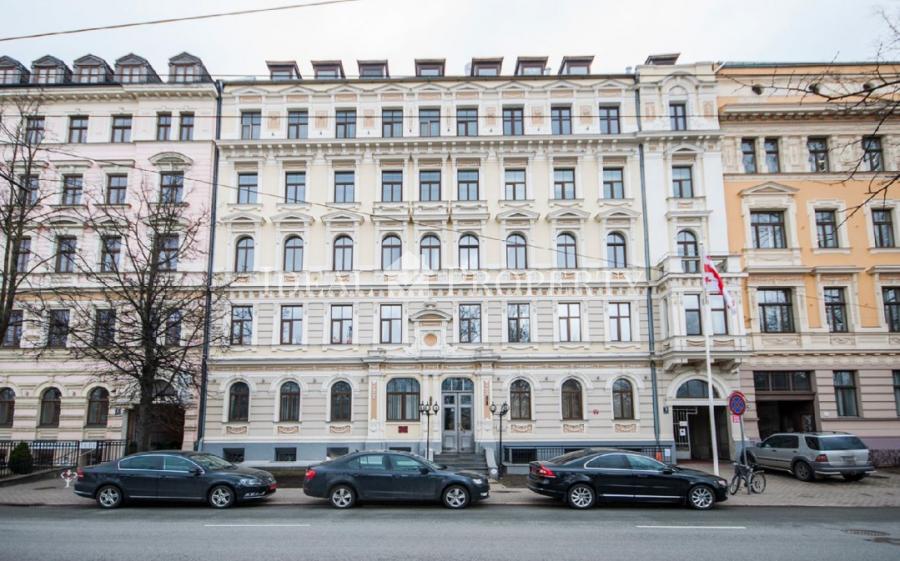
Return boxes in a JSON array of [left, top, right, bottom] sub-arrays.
[[700, 242, 720, 476]]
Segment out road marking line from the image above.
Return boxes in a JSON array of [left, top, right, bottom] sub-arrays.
[[636, 525, 747, 530], [203, 524, 311, 528]]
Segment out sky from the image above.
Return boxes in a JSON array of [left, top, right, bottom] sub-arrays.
[[0, 0, 896, 78]]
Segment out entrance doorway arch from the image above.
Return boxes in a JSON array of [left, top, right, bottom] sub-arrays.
[[441, 377, 474, 453], [670, 379, 730, 462]]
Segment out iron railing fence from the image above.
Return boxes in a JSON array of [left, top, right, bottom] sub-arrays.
[[0, 440, 126, 478]]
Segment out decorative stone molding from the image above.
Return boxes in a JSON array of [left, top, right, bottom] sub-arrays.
[[562, 423, 585, 433], [225, 425, 248, 435], [509, 423, 533, 433], [329, 424, 352, 434], [614, 423, 637, 433], [276, 425, 300, 435]]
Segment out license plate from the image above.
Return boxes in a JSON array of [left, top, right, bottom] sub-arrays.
[[842, 456, 856, 464]]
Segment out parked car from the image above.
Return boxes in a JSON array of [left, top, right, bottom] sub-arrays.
[[303, 450, 489, 509], [74, 450, 277, 509], [527, 448, 729, 510], [745, 432, 875, 482]]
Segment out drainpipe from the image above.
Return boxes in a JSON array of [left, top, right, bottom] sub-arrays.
[[195, 79, 223, 450], [634, 76, 662, 456]]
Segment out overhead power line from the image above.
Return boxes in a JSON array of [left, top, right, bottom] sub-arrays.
[[0, 0, 365, 43]]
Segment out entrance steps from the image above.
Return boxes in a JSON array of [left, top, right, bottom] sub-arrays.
[[433, 452, 488, 475]]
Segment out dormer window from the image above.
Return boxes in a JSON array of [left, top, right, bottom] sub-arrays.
[[172, 64, 198, 83], [76, 66, 104, 84], [558, 56, 593, 76], [119, 65, 143, 83], [0, 68, 21, 84], [313, 61, 345, 80], [471, 59, 502, 77], [359, 61, 388, 79], [515, 57, 548, 76], [34, 67, 62, 84], [415, 59, 445, 77], [267, 61, 300, 81]]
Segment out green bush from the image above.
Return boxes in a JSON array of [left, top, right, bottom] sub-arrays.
[[8, 442, 33, 475]]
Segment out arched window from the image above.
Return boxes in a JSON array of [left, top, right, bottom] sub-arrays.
[[39, 387, 61, 427], [279, 381, 300, 422], [331, 381, 352, 422], [234, 236, 254, 273], [86, 387, 109, 427], [386, 378, 420, 421], [676, 379, 720, 399], [506, 233, 527, 269], [556, 233, 577, 269], [283, 236, 304, 272], [333, 235, 353, 271], [458, 234, 479, 270], [561, 379, 583, 420], [607, 232, 627, 269], [420, 234, 441, 271], [228, 382, 249, 422], [0, 388, 14, 427], [381, 235, 402, 271], [510, 379, 531, 420], [612, 379, 634, 420], [677, 230, 699, 273]]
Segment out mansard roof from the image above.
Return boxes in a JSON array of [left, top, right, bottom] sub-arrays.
[[73, 54, 111, 68], [0, 56, 27, 70], [32, 55, 68, 68], [114, 53, 161, 83]]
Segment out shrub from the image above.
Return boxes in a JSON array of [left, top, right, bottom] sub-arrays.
[[8, 442, 33, 475]]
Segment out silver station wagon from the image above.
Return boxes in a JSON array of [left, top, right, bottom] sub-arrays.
[[745, 432, 875, 482]]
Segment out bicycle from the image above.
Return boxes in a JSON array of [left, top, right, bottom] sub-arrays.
[[729, 461, 766, 495]]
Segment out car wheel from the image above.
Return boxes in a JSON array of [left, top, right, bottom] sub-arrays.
[[330, 485, 356, 509], [792, 461, 814, 482], [567, 483, 595, 509], [687, 484, 716, 510], [842, 473, 866, 482], [208, 485, 235, 509], [442, 485, 470, 509], [95, 485, 123, 509]]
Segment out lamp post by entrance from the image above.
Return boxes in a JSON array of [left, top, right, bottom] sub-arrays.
[[489, 401, 509, 478], [419, 398, 440, 461]]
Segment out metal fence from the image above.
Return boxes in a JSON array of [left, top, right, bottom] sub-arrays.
[[0, 440, 126, 478]]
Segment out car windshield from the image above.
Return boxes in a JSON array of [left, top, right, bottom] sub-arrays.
[[809, 436, 867, 451], [190, 454, 234, 470], [547, 449, 592, 465]]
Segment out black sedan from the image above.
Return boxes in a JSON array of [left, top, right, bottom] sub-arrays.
[[74, 450, 277, 509], [528, 448, 729, 510], [303, 451, 489, 509]]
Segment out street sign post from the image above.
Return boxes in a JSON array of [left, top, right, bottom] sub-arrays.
[[728, 391, 748, 464]]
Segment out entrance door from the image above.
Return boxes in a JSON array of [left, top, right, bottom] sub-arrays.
[[441, 378, 474, 453], [673, 405, 730, 461]]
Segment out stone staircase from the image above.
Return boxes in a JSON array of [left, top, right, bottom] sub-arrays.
[[433, 452, 489, 475]]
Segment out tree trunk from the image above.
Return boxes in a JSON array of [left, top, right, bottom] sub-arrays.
[[133, 397, 154, 453]]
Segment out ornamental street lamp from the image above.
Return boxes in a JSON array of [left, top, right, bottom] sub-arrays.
[[419, 398, 440, 461], [489, 401, 510, 478]]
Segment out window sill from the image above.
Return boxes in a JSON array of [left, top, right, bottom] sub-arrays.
[[870, 247, 900, 253], [812, 248, 851, 255]]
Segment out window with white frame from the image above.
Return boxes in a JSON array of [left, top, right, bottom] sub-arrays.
[[380, 304, 402, 344], [558, 303, 581, 342], [608, 302, 631, 342]]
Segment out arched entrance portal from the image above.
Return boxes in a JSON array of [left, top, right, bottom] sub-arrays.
[[125, 380, 186, 453], [441, 377, 474, 453], [671, 380, 730, 461]]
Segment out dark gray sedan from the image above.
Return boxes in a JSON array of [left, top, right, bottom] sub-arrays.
[[74, 450, 277, 509]]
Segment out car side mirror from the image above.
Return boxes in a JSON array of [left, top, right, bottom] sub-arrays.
[[191, 467, 203, 476], [662, 468, 674, 475], [419, 467, 430, 475], [436, 464, 447, 471]]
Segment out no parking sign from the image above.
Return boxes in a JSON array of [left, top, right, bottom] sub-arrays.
[[728, 391, 747, 416]]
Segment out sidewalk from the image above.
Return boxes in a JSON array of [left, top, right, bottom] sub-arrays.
[[1, 465, 898, 508]]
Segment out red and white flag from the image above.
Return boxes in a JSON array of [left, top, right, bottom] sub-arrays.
[[703, 256, 735, 310]]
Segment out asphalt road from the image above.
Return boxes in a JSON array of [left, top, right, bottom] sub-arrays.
[[1, 503, 898, 561]]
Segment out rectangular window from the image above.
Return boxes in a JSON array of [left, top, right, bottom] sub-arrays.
[[758, 288, 795, 333], [19, 174, 39, 205], [330, 304, 353, 344], [459, 304, 481, 343], [275, 448, 297, 462], [598, 105, 620, 134], [285, 172, 306, 203], [504, 169, 526, 200], [230, 306, 252, 345], [111, 116, 132, 143], [503, 107, 524, 136], [382, 109, 403, 138], [507, 304, 531, 343], [824, 287, 848, 333], [669, 103, 686, 130], [808, 137, 829, 172], [280, 305, 303, 345], [241, 111, 261, 140], [55, 236, 77, 273], [62, 175, 83, 205], [237, 173, 258, 204], [751, 211, 787, 249], [15, 237, 31, 272], [94, 309, 116, 347], [165, 311, 182, 347], [2, 310, 23, 347], [457, 170, 479, 201], [603, 168, 624, 199], [380, 304, 402, 344], [815, 210, 838, 248], [894, 371, 900, 416], [873, 209, 896, 248], [419, 170, 441, 201], [381, 170, 403, 202], [764, 138, 780, 173], [156, 113, 171, 141], [671, 166, 693, 198], [754, 371, 812, 393], [457, 108, 478, 136], [68, 116, 88, 143], [608, 302, 632, 342], [334, 171, 355, 203], [419, 108, 440, 137], [558, 303, 581, 342], [287, 110, 308, 139], [741, 138, 757, 173], [26, 117, 44, 144], [553, 168, 575, 200], [884, 287, 900, 332], [863, 136, 884, 172], [106, 175, 127, 205], [100, 236, 121, 273], [833, 371, 859, 417], [156, 234, 179, 271], [685, 294, 702, 336], [159, 172, 184, 204], [335, 110, 356, 138], [179, 113, 194, 141], [47, 309, 69, 348], [710, 294, 728, 335], [551, 106, 572, 135]]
